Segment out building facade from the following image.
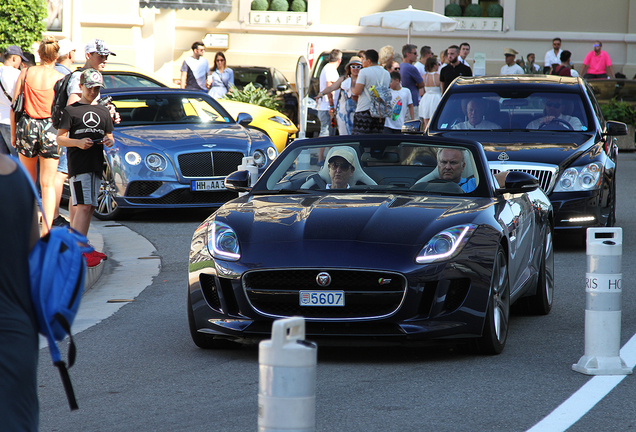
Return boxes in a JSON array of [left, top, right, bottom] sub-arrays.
[[46, 0, 636, 85]]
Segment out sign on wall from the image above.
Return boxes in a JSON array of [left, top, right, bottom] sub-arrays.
[[249, 11, 308, 26]]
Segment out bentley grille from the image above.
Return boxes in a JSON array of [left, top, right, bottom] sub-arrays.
[[178, 151, 244, 177], [243, 269, 407, 319]]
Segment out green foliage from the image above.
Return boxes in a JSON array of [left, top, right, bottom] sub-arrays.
[[487, 4, 504, 17], [291, 0, 307, 12], [223, 83, 282, 112], [270, 0, 289, 11], [0, 0, 47, 54], [465, 4, 483, 17], [251, 0, 269, 11], [600, 98, 636, 124], [445, 3, 462, 16]]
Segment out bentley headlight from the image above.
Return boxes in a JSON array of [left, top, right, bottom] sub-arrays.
[[145, 153, 168, 172], [252, 149, 266, 168], [207, 221, 240, 261], [125, 151, 141, 165], [416, 224, 477, 264], [269, 115, 292, 126], [554, 162, 603, 192], [267, 146, 277, 160]]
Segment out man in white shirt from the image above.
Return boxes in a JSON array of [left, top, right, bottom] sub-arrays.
[[180, 41, 209, 92], [544, 38, 563, 74], [459, 42, 471, 66], [352, 49, 391, 134], [414, 46, 432, 76], [452, 99, 500, 130], [0, 46, 27, 155], [318, 49, 342, 138], [526, 97, 583, 130], [500, 48, 525, 75]]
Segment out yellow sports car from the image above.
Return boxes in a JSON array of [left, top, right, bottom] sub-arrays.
[[95, 63, 297, 151]]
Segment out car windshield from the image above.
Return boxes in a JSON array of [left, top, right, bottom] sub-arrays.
[[111, 94, 233, 126], [255, 140, 488, 197], [232, 68, 272, 90], [434, 91, 592, 132]]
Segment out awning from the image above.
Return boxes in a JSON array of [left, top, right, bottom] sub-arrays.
[[140, 0, 232, 13]]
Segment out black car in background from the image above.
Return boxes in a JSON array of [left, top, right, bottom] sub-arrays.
[[424, 75, 627, 238], [230, 65, 320, 137]]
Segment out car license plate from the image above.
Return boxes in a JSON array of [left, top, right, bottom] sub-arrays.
[[191, 180, 226, 191], [299, 291, 345, 306]]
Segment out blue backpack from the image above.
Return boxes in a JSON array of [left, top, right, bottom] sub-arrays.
[[17, 160, 93, 410]]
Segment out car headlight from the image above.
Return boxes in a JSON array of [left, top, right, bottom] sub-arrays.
[[416, 224, 477, 264], [145, 153, 168, 172], [252, 149, 266, 168], [125, 151, 141, 165], [554, 162, 603, 192], [207, 221, 240, 261], [269, 115, 292, 126], [267, 146, 277, 160]]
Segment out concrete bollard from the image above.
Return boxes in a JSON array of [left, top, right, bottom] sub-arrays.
[[258, 317, 317, 432], [572, 227, 632, 375]]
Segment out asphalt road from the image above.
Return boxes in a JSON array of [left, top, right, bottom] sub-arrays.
[[37, 153, 636, 432]]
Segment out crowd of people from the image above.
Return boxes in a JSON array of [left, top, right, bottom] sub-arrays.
[[313, 37, 624, 147], [0, 37, 116, 268]]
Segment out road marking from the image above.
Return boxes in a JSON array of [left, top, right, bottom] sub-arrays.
[[526, 332, 636, 432]]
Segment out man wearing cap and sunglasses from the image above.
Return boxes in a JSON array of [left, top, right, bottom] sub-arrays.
[[0, 46, 28, 155], [326, 148, 356, 189]]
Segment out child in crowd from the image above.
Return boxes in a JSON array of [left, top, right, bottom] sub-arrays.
[[383, 71, 413, 134], [56, 69, 114, 267]]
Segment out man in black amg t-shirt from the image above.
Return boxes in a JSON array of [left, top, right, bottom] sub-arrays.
[[440, 45, 472, 93], [56, 69, 114, 266]]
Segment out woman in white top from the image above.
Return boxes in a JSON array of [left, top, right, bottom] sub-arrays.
[[317, 56, 362, 135], [207, 52, 234, 99], [419, 57, 442, 129]]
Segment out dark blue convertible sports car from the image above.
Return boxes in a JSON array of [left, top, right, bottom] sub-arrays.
[[94, 88, 278, 219], [188, 135, 554, 354]]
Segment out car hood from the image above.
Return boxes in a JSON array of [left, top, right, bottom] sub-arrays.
[[218, 193, 493, 248], [114, 123, 251, 151], [434, 131, 597, 166]]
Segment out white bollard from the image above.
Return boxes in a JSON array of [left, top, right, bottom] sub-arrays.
[[258, 317, 317, 432], [572, 227, 632, 375]]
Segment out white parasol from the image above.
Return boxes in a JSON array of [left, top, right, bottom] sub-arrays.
[[359, 5, 458, 44]]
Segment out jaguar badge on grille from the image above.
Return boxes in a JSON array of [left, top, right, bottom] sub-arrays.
[[316, 272, 331, 287], [498, 152, 509, 162]]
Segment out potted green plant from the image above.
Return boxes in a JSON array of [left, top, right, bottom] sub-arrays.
[[601, 98, 636, 151]]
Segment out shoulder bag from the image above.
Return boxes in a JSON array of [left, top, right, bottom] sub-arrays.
[[12, 67, 29, 123]]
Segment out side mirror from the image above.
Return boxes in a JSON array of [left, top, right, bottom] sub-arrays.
[[605, 120, 628, 136], [276, 84, 289, 92], [225, 170, 251, 192], [237, 112, 253, 127], [500, 171, 539, 194], [402, 120, 423, 134]]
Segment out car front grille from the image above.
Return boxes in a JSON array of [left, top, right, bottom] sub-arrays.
[[126, 189, 238, 205], [489, 161, 558, 192], [178, 151, 244, 177], [126, 181, 162, 197], [242, 269, 407, 319]]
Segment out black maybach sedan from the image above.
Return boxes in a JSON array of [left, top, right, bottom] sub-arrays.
[[420, 75, 627, 237], [188, 135, 554, 354]]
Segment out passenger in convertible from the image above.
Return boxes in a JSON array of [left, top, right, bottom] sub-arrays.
[[327, 148, 356, 189], [437, 148, 476, 192]]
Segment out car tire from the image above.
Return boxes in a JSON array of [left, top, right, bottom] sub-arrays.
[[94, 158, 123, 221], [476, 246, 510, 355], [187, 291, 239, 349], [522, 225, 554, 315]]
